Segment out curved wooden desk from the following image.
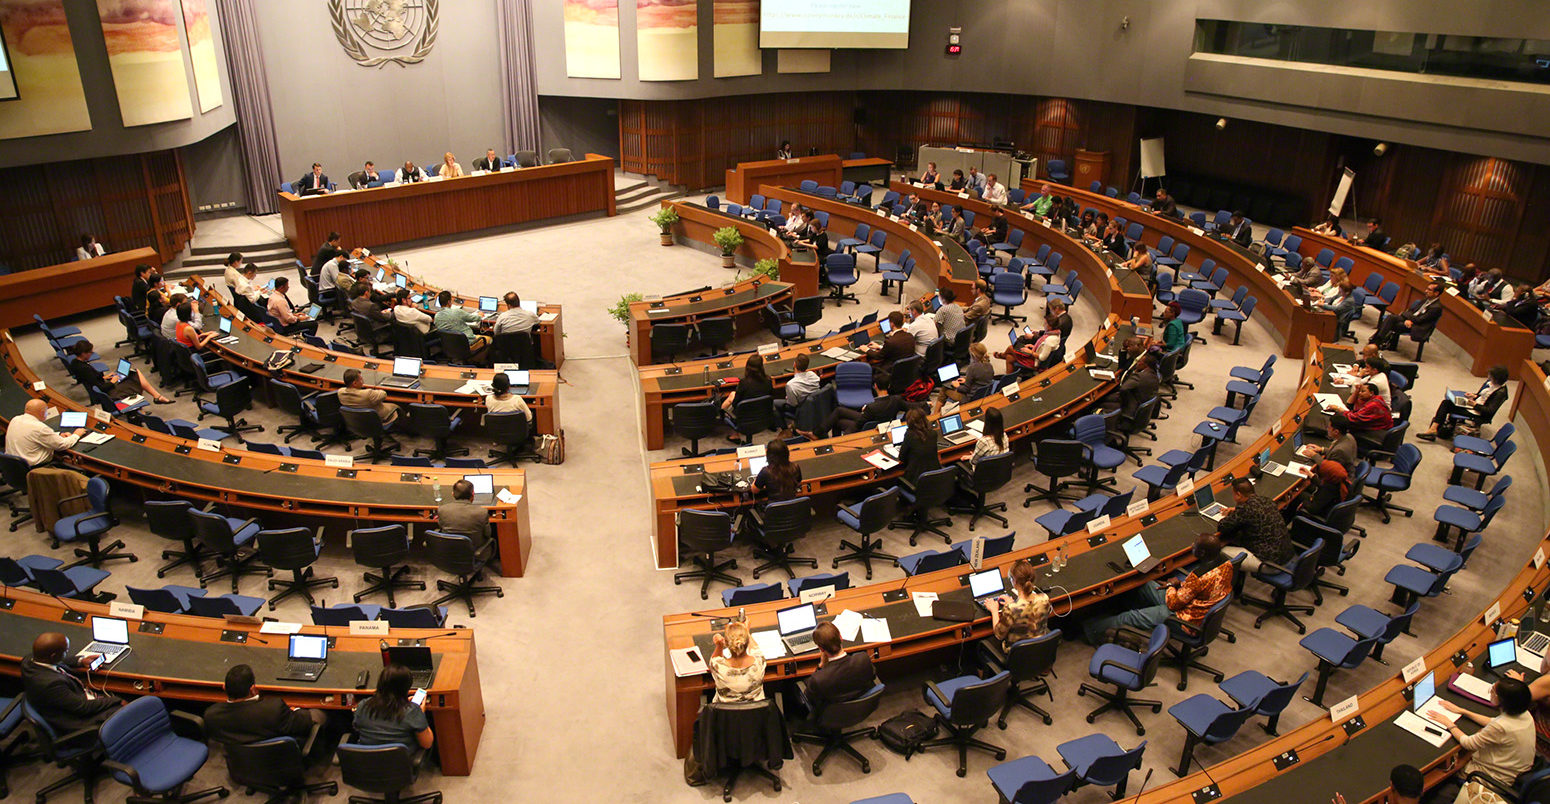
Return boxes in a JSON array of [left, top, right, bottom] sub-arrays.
[[626, 276, 795, 367], [278, 154, 616, 256], [1289, 229, 1535, 379], [1, 332, 533, 577], [1043, 182, 1339, 359], [888, 181, 1153, 323], [668, 201, 820, 297], [188, 278, 561, 437], [0, 248, 158, 330], [0, 588, 484, 775], [761, 187, 981, 301], [352, 252, 566, 369], [724, 154, 844, 204], [661, 339, 1339, 756]]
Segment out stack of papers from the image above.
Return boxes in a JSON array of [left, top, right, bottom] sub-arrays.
[[1314, 393, 1347, 412], [832, 609, 864, 641], [751, 629, 786, 659], [822, 347, 859, 361], [1089, 369, 1116, 380], [538, 312, 558, 323], [911, 592, 939, 617], [862, 451, 900, 470], [1395, 711, 1452, 747], [454, 381, 489, 395], [860, 618, 892, 643], [1452, 673, 1495, 700], [669, 647, 708, 678]]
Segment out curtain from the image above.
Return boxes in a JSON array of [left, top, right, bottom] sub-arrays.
[[214, 0, 283, 215], [496, 0, 542, 154]]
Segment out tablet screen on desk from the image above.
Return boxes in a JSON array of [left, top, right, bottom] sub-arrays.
[[1122, 535, 1151, 568], [1413, 671, 1435, 711], [1489, 638, 1518, 670], [219, 317, 232, 334]]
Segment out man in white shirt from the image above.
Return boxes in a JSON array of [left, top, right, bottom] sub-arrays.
[[5, 400, 86, 467], [234, 263, 265, 303], [221, 252, 245, 292], [981, 174, 1008, 206], [903, 301, 937, 356], [76, 235, 106, 261], [392, 291, 434, 334], [784, 353, 821, 407], [160, 293, 201, 339], [318, 254, 346, 295], [493, 292, 539, 336]]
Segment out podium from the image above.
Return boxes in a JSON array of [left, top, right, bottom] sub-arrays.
[[1074, 149, 1111, 189]]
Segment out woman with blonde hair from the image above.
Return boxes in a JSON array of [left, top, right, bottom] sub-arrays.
[[438, 152, 464, 179], [988, 559, 1051, 650], [708, 621, 766, 703], [933, 342, 995, 415]]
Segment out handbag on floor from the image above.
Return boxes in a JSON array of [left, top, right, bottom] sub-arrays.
[[537, 430, 564, 464]]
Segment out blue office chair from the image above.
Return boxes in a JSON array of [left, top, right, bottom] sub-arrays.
[[1452, 423, 1514, 459], [855, 229, 888, 271], [834, 362, 875, 409], [1334, 601, 1419, 664], [895, 547, 967, 577], [126, 584, 207, 614], [1449, 438, 1515, 490], [23, 697, 105, 803], [835, 222, 870, 252], [950, 531, 1016, 564], [0, 554, 67, 590], [1299, 627, 1381, 707], [826, 254, 859, 306], [1385, 551, 1465, 610], [979, 629, 1060, 728], [788, 572, 850, 598], [792, 683, 885, 775], [1046, 160, 1069, 183], [990, 271, 1027, 324], [380, 605, 450, 629], [1056, 733, 1146, 797], [336, 742, 441, 804], [833, 488, 901, 580], [1218, 671, 1308, 735], [720, 582, 783, 608], [187, 507, 268, 593], [1162, 594, 1234, 691], [187, 592, 265, 618], [29, 565, 112, 602], [920, 671, 1011, 777], [53, 476, 136, 567], [1166, 695, 1255, 777], [1361, 443, 1421, 523], [1242, 538, 1324, 634], [100, 696, 227, 803], [225, 735, 337, 802], [1079, 624, 1167, 734], [891, 466, 958, 546], [310, 603, 383, 626], [1071, 413, 1124, 491], [986, 754, 1077, 803], [1432, 493, 1505, 553]]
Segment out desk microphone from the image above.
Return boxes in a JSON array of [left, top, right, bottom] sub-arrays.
[[48, 591, 84, 618], [1298, 729, 1346, 753], [1122, 768, 1153, 803], [1190, 748, 1224, 799]]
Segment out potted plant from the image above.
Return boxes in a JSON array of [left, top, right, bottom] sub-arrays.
[[751, 258, 780, 281], [713, 226, 744, 268], [608, 292, 644, 325], [650, 206, 679, 246]]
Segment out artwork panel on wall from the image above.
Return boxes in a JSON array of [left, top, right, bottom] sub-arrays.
[[712, 0, 758, 78], [179, 0, 221, 112], [0, 0, 92, 140], [776, 48, 827, 73], [565, 0, 621, 79], [637, 0, 696, 81], [96, 0, 194, 126]]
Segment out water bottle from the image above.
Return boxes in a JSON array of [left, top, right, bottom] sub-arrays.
[[1057, 545, 1069, 571], [1051, 544, 1064, 574], [702, 365, 710, 386], [737, 607, 747, 623], [432, 477, 442, 503]]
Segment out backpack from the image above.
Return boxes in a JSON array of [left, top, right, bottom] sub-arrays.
[[876, 710, 939, 759]]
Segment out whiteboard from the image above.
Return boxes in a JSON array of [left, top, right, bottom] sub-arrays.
[[1139, 138, 1166, 179], [1329, 168, 1356, 216]]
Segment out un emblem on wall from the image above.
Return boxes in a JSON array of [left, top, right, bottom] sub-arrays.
[[328, 0, 439, 68]]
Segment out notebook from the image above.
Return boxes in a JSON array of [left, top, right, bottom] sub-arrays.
[[380, 356, 422, 388]]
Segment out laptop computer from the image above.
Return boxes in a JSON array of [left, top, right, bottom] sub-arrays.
[[969, 567, 1005, 605], [879, 318, 893, 335], [81, 616, 132, 665], [930, 294, 943, 312], [462, 473, 495, 502], [776, 603, 820, 654], [520, 299, 540, 314], [386, 645, 436, 687], [380, 356, 422, 388], [219, 316, 232, 335], [116, 358, 133, 379], [882, 424, 908, 458], [936, 362, 960, 384], [504, 370, 530, 395], [1122, 534, 1160, 574], [307, 303, 323, 320], [57, 410, 87, 430], [1193, 486, 1226, 520], [479, 296, 499, 314], [375, 267, 386, 282], [1411, 671, 1458, 728], [395, 274, 408, 288], [938, 413, 977, 445], [1485, 637, 1518, 677], [277, 634, 328, 682], [847, 329, 871, 350], [745, 455, 768, 479]]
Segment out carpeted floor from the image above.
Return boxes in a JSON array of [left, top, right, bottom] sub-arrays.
[[4, 195, 1545, 803]]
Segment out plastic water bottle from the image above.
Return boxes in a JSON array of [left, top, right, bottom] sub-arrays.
[[432, 477, 442, 503], [1057, 545, 1069, 572], [702, 365, 710, 386]]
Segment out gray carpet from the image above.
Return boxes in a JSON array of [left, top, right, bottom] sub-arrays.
[[3, 198, 1545, 803]]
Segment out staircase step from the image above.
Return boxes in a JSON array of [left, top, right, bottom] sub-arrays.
[[617, 189, 691, 215], [189, 242, 288, 256], [615, 180, 649, 196], [183, 249, 291, 267]]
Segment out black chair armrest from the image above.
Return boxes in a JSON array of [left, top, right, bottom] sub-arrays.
[[60, 511, 112, 537], [101, 759, 142, 791], [1114, 625, 1153, 644], [169, 710, 206, 740], [299, 718, 322, 756], [977, 640, 1008, 671], [1097, 657, 1142, 678], [1254, 559, 1292, 578], [54, 493, 89, 517], [837, 503, 859, 518], [53, 723, 102, 752], [923, 680, 952, 708]]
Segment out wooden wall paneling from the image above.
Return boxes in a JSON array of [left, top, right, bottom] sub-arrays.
[[1510, 166, 1550, 283]]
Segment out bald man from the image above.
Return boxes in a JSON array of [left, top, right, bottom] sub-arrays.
[[4, 399, 86, 467], [21, 632, 122, 732]]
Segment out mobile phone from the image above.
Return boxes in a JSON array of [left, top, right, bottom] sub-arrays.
[[411, 688, 427, 707], [686, 650, 700, 663], [89, 654, 105, 671]]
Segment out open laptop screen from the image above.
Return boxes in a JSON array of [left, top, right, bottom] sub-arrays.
[[1488, 638, 1517, 669], [288, 634, 328, 660], [392, 357, 422, 377], [1122, 535, 1151, 568], [1193, 486, 1215, 510], [116, 359, 132, 377], [938, 413, 965, 436], [776, 603, 816, 636], [92, 617, 128, 644], [889, 424, 908, 445], [505, 370, 530, 388], [219, 317, 232, 334], [879, 318, 892, 334], [394, 274, 407, 288], [969, 568, 1004, 599], [936, 363, 960, 383], [1412, 671, 1435, 712], [462, 474, 494, 496], [58, 411, 87, 429], [479, 296, 498, 313]]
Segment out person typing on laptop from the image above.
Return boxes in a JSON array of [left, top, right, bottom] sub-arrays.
[[339, 369, 400, 427], [1217, 478, 1293, 574], [988, 560, 1051, 651], [5, 399, 87, 467], [1432, 678, 1535, 804], [67, 340, 171, 404], [353, 664, 434, 753], [795, 622, 876, 725], [21, 632, 123, 733], [433, 290, 491, 361], [437, 479, 490, 549], [708, 621, 766, 704], [1080, 533, 1233, 645]]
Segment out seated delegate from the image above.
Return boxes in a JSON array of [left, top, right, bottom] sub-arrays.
[[76, 233, 106, 261], [1080, 533, 1233, 644], [799, 622, 876, 723], [708, 621, 766, 704], [1417, 364, 1509, 442], [67, 339, 170, 404], [1433, 678, 1535, 804], [353, 664, 434, 752], [433, 290, 491, 360], [437, 479, 491, 549], [205, 663, 320, 746], [1217, 478, 1293, 574], [266, 277, 318, 337], [5, 399, 86, 467], [894, 407, 941, 485], [295, 162, 331, 195], [22, 632, 123, 732], [987, 560, 1051, 650], [339, 368, 401, 427], [721, 353, 774, 443]]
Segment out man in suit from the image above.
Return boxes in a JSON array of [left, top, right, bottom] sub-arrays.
[[1225, 211, 1253, 247], [312, 232, 345, 276], [1107, 351, 1160, 433], [794, 622, 875, 723], [338, 368, 400, 427], [1352, 218, 1388, 250], [473, 149, 504, 173], [1302, 414, 1358, 473], [437, 479, 490, 549], [1417, 365, 1510, 442], [21, 632, 122, 733], [349, 161, 381, 189], [965, 166, 987, 194], [1151, 188, 1178, 217], [204, 664, 317, 746], [1047, 299, 1073, 361], [1371, 283, 1444, 351], [296, 163, 330, 196]]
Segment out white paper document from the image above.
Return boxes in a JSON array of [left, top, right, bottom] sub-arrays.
[[832, 609, 864, 641], [862, 451, 899, 470], [1453, 673, 1495, 700], [751, 629, 786, 659], [860, 618, 892, 643], [911, 592, 939, 618], [79, 432, 113, 445], [259, 621, 303, 635], [670, 647, 708, 678], [1395, 711, 1452, 747]]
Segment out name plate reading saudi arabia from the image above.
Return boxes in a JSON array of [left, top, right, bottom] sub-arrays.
[[325, 453, 355, 468]]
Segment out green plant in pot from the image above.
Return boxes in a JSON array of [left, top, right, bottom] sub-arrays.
[[608, 292, 644, 325], [713, 226, 744, 268], [650, 206, 679, 246], [751, 258, 780, 281]]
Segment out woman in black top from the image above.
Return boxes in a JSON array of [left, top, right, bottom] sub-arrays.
[[1288, 459, 1348, 522], [751, 438, 802, 502], [948, 170, 966, 191], [723, 353, 774, 442], [129, 264, 154, 313], [895, 407, 941, 484], [1101, 220, 1129, 258]]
